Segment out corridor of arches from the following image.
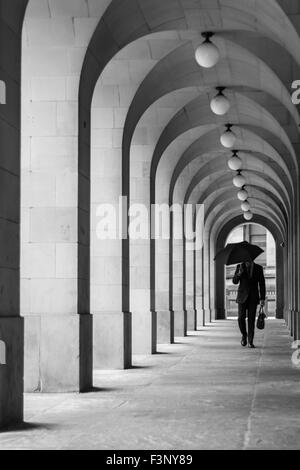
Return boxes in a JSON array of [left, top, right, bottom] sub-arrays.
[[0, 0, 300, 448]]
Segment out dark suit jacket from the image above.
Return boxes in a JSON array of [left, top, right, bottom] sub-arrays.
[[233, 263, 266, 305]]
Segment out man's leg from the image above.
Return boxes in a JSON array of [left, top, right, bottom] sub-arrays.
[[247, 302, 258, 345], [238, 302, 247, 343]]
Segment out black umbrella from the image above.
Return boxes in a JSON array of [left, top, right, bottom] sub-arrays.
[[214, 241, 264, 266]]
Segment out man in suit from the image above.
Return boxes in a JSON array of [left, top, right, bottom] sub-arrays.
[[233, 260, 266, 348]]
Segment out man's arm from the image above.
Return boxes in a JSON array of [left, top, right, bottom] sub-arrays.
[[233, 264, 243, 285], [259, 265, 266, 303]]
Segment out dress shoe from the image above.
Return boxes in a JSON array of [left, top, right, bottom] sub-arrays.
[[248, 343, 255, 349], [241, 336, 247, 347]]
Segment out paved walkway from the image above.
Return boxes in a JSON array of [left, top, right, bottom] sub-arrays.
[[0, 319, 300, 450]]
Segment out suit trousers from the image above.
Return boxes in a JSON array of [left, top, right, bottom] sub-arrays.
[[238, 297, 258, 344]]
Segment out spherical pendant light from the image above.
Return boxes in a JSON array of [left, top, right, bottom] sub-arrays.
[[241, 201, 251, 212], [237, 188, 248, 201], [210, 87, 230, 115], [244, 211, 253, 221], [233, 171, 246, 188], [195, 32, 220, 69], [228, 150, 242, 171], [220, 124, 236, 148]]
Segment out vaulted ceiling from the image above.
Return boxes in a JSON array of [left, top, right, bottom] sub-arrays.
[[23, 0, 300, 241], [81, 0, 300, 239]]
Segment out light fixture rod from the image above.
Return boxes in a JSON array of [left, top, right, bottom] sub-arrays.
[[201, 31, 214, 41], [216, 86, 226, 94]]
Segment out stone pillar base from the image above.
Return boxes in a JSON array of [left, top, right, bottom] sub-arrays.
[[174, 310, 187, 337], [93, 312, 131, 369], [24, 313, 92, 392], [132, 310, 156, 355], [186, 309, 196, 332], [210, 308, 216, 321], [0, 316, 24, 428], [157, 310, 174, 344], [284, 309, 289, 327], [288, 311, 292, 331], [204, 309, 211, 324], [196, 309, 205, 328]]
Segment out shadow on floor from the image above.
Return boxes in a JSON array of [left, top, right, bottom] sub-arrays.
[[130, 365, 153, 370], [199, 342, 245, 350], [0, 422, 58, 433], [85, 386, 120, 393]]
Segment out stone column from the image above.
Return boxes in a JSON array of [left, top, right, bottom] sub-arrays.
[[275, 243, 284, 319], [0, 0, 27, 427], [195, 245, 205, 326], [155, 171, 174, 344], [209, 237, 216, 320], [155, 237, 174, 344], [172, 208, 187, 337], [203, 237, 211, 324], [129, 124, 159, 355], [130, 191, 156, 355], [90, 75, 132, 369], [185, 241, 196, 331], [21, 8, 95, 391], [172, 171, 191, 338], [185, 205, 196, 331]]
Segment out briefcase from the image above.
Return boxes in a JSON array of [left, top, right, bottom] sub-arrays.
[[256, 305, 267, 330]]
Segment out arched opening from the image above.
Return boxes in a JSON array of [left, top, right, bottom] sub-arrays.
[[225, 223, 276, 319], [215, 215, 285, 322]]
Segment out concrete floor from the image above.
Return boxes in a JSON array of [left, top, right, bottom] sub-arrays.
[[0, 319, 299, 450]]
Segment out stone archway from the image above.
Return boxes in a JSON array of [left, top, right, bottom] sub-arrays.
[[215, 215, 286, 320]]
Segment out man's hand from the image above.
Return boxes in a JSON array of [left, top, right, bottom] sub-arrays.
[[260, 300, 265, 307], [237, 264, 244, 274]]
